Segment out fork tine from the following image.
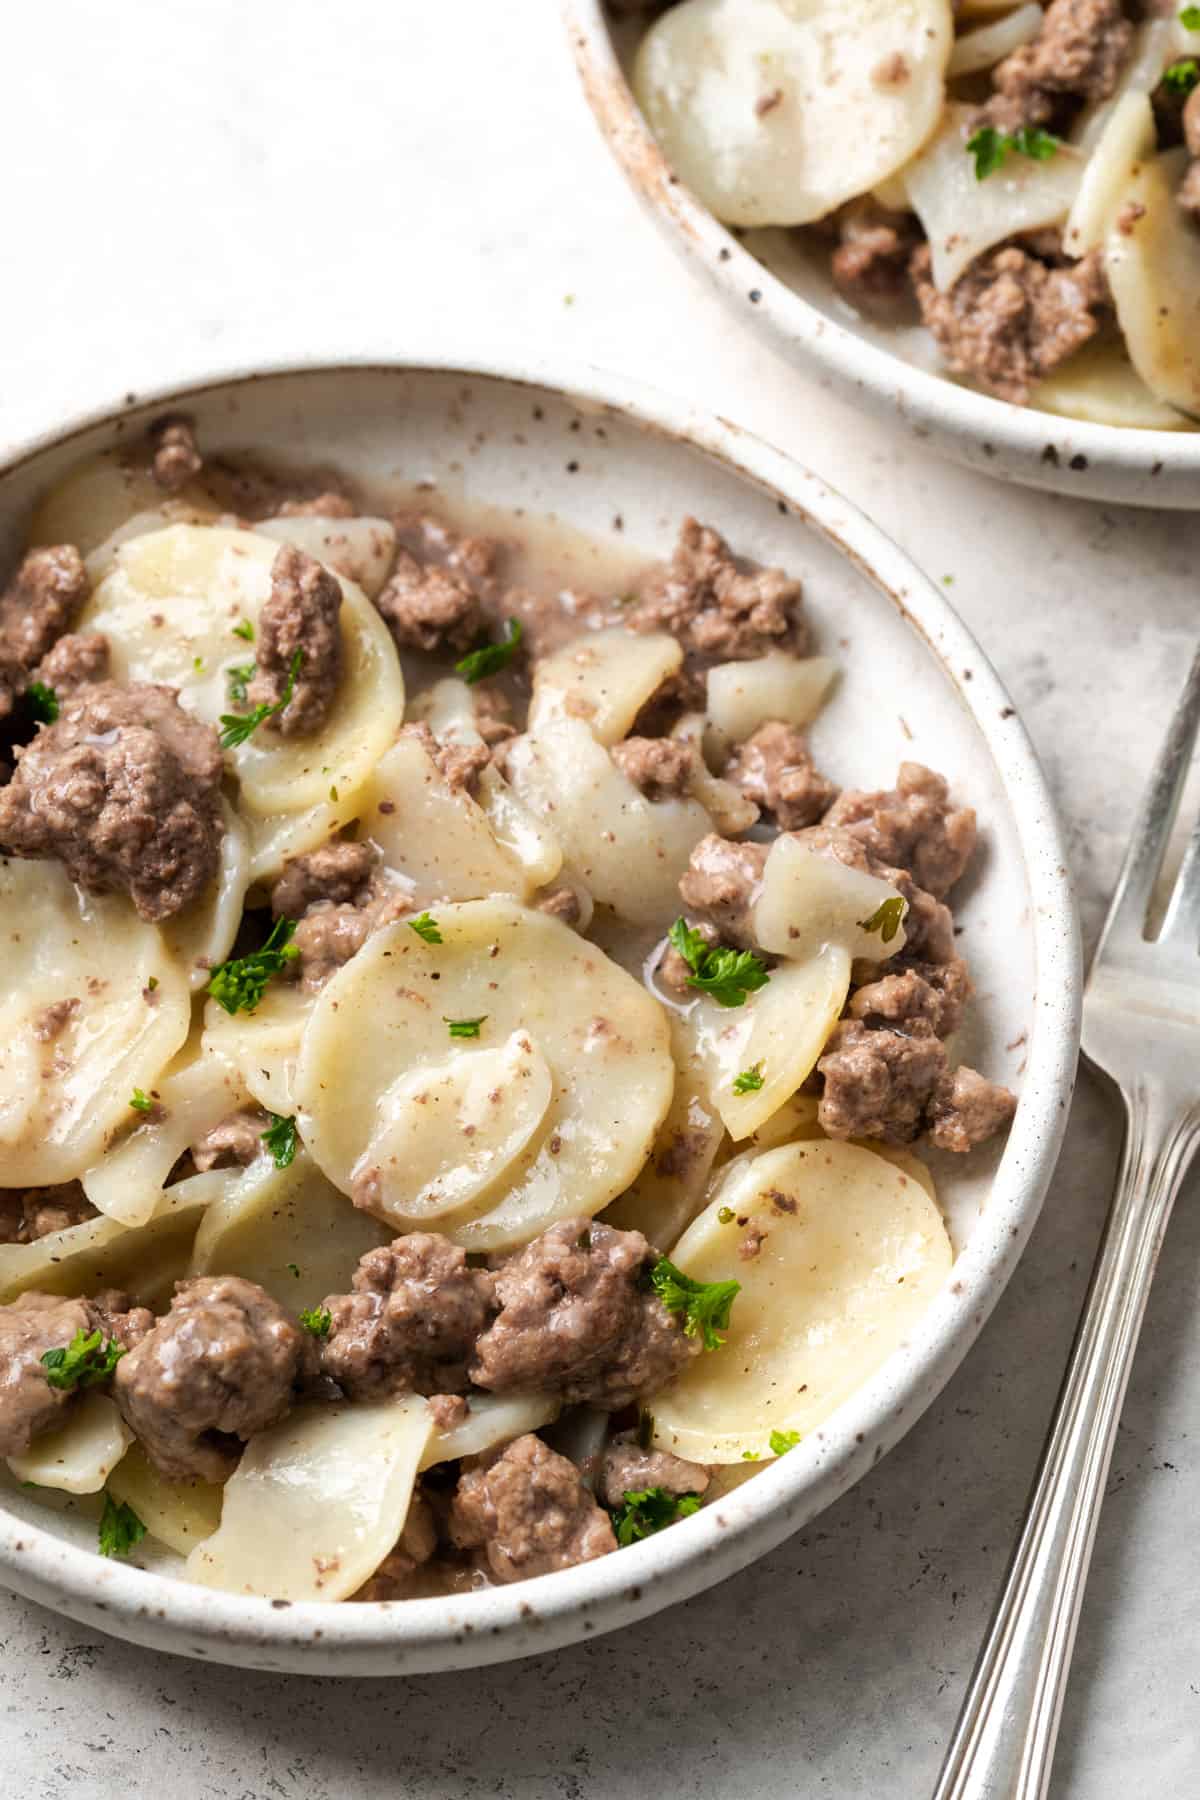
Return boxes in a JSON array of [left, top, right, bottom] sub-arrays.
[[1158, 809, 1200, 947], [1095, 641, 1200, 956]]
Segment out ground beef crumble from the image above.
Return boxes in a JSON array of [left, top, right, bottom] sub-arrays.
[[0, 1182, 98, 1245], [610, 734, 696, 800], [831, 200, 923, 310], [375, 549, 485, 657], [320, 1236, 497, 1399], [823, 762, 976, 900], [449, 1433, 616, 1583], [190, 1107, 272, 1172], [0, 1290, 149, 1458], [625, 517, 809, 665], [0, 546, 90, 720], [976, 0, 1133, 133], [723, 722, 837, 830], [597, 1435, 709, 1509], [30, 631, 110, 694], [150, 418, 203, 493], [246, 543, 343, 737], [269, 838, 408, 990]]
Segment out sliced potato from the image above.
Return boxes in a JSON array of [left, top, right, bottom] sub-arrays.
[[186, 1396, 433, 1602], [528, 627, 682, 744], [1064, 90, 1155, 257], [7, 1393, 132, 1495], [243, 795, 360, 886], [203, 980, 315, 1117], [905, 103, 1082, 291], [651, 1140, 953, 1461], [947, 3, 1042, 77], [1031, 338, 1188, 431], [0, 1175, 219, 1310], [189, 1149, 391, 1310], [753, 832, 908, 963], [633, 0, 953, 228], [81, 524, 406, 818], [506, 714, 711, 927], [26, 451, 213, 560], [1105, 151, 1200, 420], [294, 900, 675, 1251], [420, 1393, 560, 1470], [602, 1012, 726, 1250], [107, 1442, 225, 1556], [705, 651, 837, 746], [157, 802, 252, 990], [255, 515, 397, 600], [671, 712, 759, 835], [0, 860, 190, 1186]]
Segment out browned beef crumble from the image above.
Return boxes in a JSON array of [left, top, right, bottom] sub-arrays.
[[114, 1275, 314, 1482], [269, 838, 408, 990], [0, 1290, 149, 1457], [0, 680, 224, 921], [449, 1433, 616, 1582], [537, 885, 585, 927], [911, 243, 1110, 406], [928, 1066, 1019, 1152], [723, 722, 837, 830], [0, 546, 90, 720], [976, 0, 1133, 132], [847, 960, 972, 1040], [31, 631, 110, 694], [817, 1018, 949, 1145], [150, 419, 203, 494], [677, 834, 768, 948], [0, 1182, 98, 1245], [823, 762, 976, 899], [190, 1107, 272, 1173], [625, 517, 810, 665], [245, 543, 343, 737], [275, 492, 358, 519], [610, 735, 696, 800], [427, 1393, 469, 1432], [320, 1236, 497, 1400], [270, 839, 379, 919], [598, 1434, 709, 1509], [470, 1218, 696, 1410], [831, 200, 923, 310], [375, 549, 486, 657], [473, 686, 517, 748], [400, 720, 491, 796]]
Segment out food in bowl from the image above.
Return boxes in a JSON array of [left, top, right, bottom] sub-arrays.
[[0, 418, 1014, 1603], [626, 0, 1200, 425]]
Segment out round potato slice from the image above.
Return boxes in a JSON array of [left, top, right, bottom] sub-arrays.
[[158, 802, 253, 990], [7, 1393, 132, 1495], [186, 1396, 433, 1602], [107, 1443, 224, 1557], [1032, 339, 1190, 431], [633, 0, 953, 228], [0, 859, 191, 1186], [189, 1148, 392, 1310], [293, 899, 676, 1251], [528, 627, 682, 745], [753, 832, 908, 962], [26, 451, 213, 562], [704, 652, 837, 745], [419, 1393, 560, 1471], [203, 980, 315, 1117], [1105, 151, 1200, 420], [81, 524, 406, 818], [1064, 90, 1156, 258], [651, 1140, 953, 1462], [602, 1011, 725, 1251], [0, 1176, 218, 1310]]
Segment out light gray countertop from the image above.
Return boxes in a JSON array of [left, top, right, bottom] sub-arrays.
[[0, 5, 1196, 1795]]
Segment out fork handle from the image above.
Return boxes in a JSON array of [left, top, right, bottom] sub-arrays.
[[933, 1083, 1200, 1800]]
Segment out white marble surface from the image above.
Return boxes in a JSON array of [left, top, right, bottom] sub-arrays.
[[0, 4, 1196, 1795]]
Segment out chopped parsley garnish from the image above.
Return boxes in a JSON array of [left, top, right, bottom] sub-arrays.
[[650, 1256, 740, 1351], [128, 1088, 154, 1113], [261, 1113, 298, 1169], [206, 917, 299, 1015], [856, 896, 907, 943], [1163, 57, 1199, 93], [299, 1306, 332, 1339], [717, 1206, 736, 1225], [732, 1064, 764, 1096], [1181, 6, 1200, 30], [226, 661, 256, 704], [287, 1262, 301, 1279], [232, 618, 255, 641], [769, 1428, 802, 1456], [98, 1491, 147, 1559], [445, 1015, 486, 1039], [666, 918, 769, 1009], [41, 1328, 125, 1392], [409, 912, 444, 945], [218, 649, 302, 750], [25, 680, 59, 723], [967, 124, 1061, 181], [609, 1487, 703, 1548], [454, 617, 523, 684]]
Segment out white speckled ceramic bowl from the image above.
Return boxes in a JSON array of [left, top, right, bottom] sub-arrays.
[[0, 354, 1079, 1673], [564, 0, 1200, 511]]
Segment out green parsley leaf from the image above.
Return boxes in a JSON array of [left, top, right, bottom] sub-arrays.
[[732, 1063, 764, 1095], [741, 1449, 757, 1461], [609, 1486, 703, 1548], [1163, 57, 1199, 93], [454, 617, 523, 685], [409, 912, 444, 945], [967, 124, 1061, 180], [287, 1262, 301, 1279], [299, 1306, 332, 1339], [98, 1491, 147, 1559], [218, 649, 302, 750], [226, 661, 256, 704], [41, 1328, 125, 1392], [25, 680, 59, 723], [1180, 6, 1200, 31], [232, 618, 255, 642], [206, 917, 299, 1015], [650, 1256, 740, 1351], [128, 1088, 153, 1113], [261, 1113, 298, 1170], [856, 895, 907, 944], [769, 1428, 802, 1456], [444, 1015, 486, 1039], [667, 917, 769, 1009], [717, 1206, 736, 1225]]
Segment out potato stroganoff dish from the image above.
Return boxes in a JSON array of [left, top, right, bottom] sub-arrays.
[[0, 418, 1016, 1602], [625, 0, 1200, 425]]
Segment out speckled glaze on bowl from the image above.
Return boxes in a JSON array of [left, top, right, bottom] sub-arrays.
[[564, 0, 1200, 511], [0, 353, 1080, 1674]]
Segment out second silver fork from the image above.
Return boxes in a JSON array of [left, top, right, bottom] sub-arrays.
[[934, 645, 1200, 1800]]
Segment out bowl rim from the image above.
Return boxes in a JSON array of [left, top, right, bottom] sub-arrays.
[[0, 349, 1081, 1672], [563, 0, 1200, 496]]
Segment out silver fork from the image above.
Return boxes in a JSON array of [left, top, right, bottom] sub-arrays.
[[933, 645, 1200, 1800]]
